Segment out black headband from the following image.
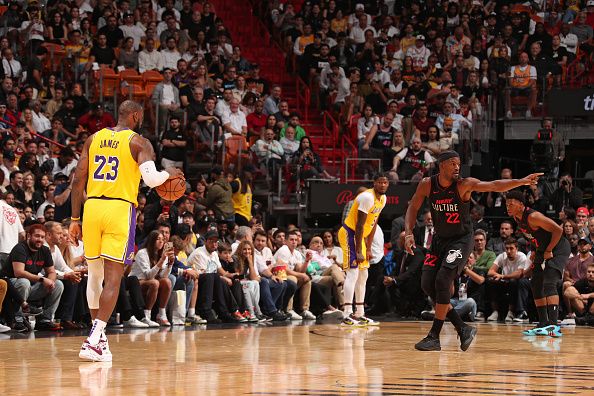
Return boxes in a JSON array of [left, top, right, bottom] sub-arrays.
[[438, 150, 460, 164]]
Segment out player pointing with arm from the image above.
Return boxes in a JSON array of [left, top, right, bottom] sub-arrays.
[[404, 150, 542, 351], [70, 100, 182, 362], [338, 173, 389, 327], [505, 190, 569, 338]]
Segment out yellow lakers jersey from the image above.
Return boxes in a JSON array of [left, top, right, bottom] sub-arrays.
[[344, 189, 386, 238], [232, 179, 252, 221], [87, 128, 141, 206]]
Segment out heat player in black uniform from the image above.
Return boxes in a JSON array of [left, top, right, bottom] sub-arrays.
[[404, 151, 543, 351], [505, 190, 570, 337]]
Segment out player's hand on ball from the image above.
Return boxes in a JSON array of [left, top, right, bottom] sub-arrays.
[[522, 173, 544, 186], [404, 234, 416, 255], [165, 167, 184, 179]]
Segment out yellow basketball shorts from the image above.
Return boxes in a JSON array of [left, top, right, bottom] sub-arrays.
[[83, 198, 136, 265], [338, 225, 368, 271]]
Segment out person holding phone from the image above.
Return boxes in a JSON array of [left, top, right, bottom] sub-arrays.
[[129, 230, 175, 327]]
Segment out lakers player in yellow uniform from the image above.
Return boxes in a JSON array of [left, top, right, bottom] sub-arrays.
[[338, 173, 389, 327], [231, 166, 254, 226], [70, 101, 183, 362]]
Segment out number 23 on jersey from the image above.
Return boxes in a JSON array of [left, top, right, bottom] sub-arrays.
[[93, 155, 120, 181]]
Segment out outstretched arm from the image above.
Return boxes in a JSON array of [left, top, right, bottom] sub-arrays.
[[404, 177, 430, 254], [460, 173, 543, 196]]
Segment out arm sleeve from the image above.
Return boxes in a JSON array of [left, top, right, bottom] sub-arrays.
[[355, 191, 375, 214]]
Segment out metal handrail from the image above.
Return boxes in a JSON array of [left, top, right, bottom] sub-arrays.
[[296, 77, 310, 122]]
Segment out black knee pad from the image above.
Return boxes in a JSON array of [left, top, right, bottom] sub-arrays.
[[531, 270, 545, 300], [543, 267, 561, 297], [434, 267, 458, 305]]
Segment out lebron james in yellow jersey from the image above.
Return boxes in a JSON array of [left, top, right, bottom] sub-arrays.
[[338, 173, 389, 327], [70, 101, 183, 361]]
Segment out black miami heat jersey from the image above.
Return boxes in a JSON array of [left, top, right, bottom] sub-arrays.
[[428, 174, 472, 239]]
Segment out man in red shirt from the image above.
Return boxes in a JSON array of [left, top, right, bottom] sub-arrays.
[[246, 100, 267, 144], [77, 103, 115, 135]]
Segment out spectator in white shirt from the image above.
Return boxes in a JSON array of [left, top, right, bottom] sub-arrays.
[[251, 128, 284, 171], [1, 48, 22, 80], [348, 4, 371, 29], [222, 98, 247, 137], [349, 14, 376, 45], [253, 230, 290, 320], [138, 38, 163, 73], [186, 230, 245, 323], [273, 230, 315, 320], [119, 13, 145, 51], [0, 197, 25, 263], [151, 68, 181, 131], [486, 238, 529, 322], [160, 36, 182, 71], [370, 60, 390, 86], [215, 89, 233, 118], [30, 100, 51, 133], [406, 35, 431, 69]]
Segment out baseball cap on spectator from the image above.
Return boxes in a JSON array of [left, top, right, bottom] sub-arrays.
[[3, 150, 15, 161], [472, 0, 482, 6], [123, 12, 134, 18], [54, 173, 69, 182], [577, 207, 589, 217], [211, 166, 224, 176], [204, 230, 219, 240], [578, 237, 591, 245], [355, 3, 364, 11], [416, 34, 425, 41]]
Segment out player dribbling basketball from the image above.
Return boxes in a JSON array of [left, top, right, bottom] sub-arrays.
[[70, 100, 183, 362]]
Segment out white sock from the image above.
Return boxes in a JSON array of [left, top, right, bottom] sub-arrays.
[[88, 319, 107, 345], [354, 268, 368, 317], [158, 308, 166, 318], [144, 310, 151, 320], [188, 308, 195, 317], [343, 269, 358, 315]]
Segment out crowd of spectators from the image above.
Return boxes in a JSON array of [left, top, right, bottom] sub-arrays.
[[267, 0, 588, 180], [0, 0, 593, 334]]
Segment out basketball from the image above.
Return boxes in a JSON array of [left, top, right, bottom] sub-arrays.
[[155, 176, 186, 201]]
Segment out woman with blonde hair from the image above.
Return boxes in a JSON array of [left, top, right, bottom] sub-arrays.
[[233, 240, 265, 321]]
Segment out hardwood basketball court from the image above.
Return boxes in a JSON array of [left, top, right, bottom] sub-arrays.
[[2, 322, 593, 395]]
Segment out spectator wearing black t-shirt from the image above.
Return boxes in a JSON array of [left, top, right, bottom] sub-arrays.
[[97, 15, 124, 48], [25, 46, 46, 91], [4, 224, 63, 331], [160, 116, 186, 169], [87, 34, 116, 71]]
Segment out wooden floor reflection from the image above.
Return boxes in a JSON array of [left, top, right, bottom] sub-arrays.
[[2, 322, 594, 395]]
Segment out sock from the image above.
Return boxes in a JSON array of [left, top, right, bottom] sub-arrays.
[[158, 308, 166, 318], [429, 318, 445, 338], [547, 305, 559, 325], [354, 269, 368, 317], [343, 269, 358, 315], [536, 306, 549, 327], [87, 319, 107, 345], [144, 309, 151, 320], [447, 309, 467, 332], [188, 308, 195, 317]]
